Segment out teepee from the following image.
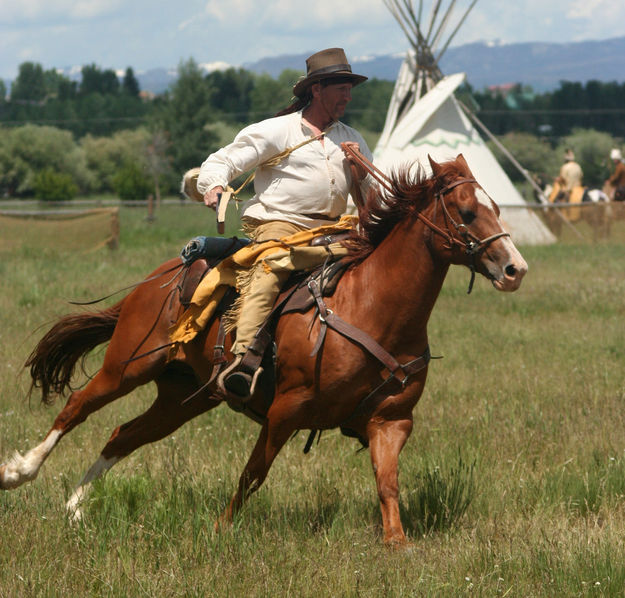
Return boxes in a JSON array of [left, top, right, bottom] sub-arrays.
[[374, 0, 556, 245]]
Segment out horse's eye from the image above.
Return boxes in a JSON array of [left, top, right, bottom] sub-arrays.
[[459, 208, 476, 225]]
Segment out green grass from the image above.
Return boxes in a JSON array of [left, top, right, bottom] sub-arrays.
[[1, 201, 625, 596]]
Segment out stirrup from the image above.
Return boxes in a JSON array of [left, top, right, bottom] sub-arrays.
[[218, 355, 263, 405]]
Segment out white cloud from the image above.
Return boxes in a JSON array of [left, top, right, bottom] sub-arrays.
[[0, 0, 123, 24], [567, 0, 603, 19], [201, 0, 387, 29], [567, 0, 624, 19], [204, 0, 255, 22]]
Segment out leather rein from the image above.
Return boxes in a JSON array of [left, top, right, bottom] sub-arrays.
[[344, 145, 510, 293]]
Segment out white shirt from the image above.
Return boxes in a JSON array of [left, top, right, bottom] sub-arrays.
[[196, 110, 374, 228]]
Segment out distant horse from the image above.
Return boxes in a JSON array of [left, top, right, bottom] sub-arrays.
[[0, 155, 527, 545]]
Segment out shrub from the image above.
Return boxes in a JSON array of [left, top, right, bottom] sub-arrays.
[[402, 456, 476, 536], [33, 168, 78, 201], [112, 161, 152, 200], [488, 132, 560, 184]]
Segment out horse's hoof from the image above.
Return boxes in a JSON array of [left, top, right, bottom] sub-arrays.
[[67, 508, 84, 525], [383, 532, 411, 549], [214, 514, 233, 533], [388, 539, 415, 552]]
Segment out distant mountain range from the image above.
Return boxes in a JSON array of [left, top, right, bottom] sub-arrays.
[[4, 36, 624, 97], [243, 37, 625, 93]]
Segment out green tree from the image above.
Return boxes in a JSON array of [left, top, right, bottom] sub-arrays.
[[150, 58, 218, 174], [345, 78, 393, 133], [10, 62, 47, 102], [488, 132, 560, 184], [205, 67, 255, 122], [81, 128, 153, 193], [144, 129, 173, 207], [123, 67, 140, 97], [0, 124, 90, 197], [80, 64, 120, 95], [112, 161, 152, 200], [249, 69, 302, 119], [57, 78, 78, 101], [33, 168, 78, 201]]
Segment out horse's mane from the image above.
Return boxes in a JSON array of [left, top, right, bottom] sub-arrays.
[[346, 158, 463, 263]]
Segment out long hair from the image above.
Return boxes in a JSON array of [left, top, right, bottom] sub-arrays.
[[275, 91, 311, 117]]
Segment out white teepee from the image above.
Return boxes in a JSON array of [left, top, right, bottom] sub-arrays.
[[374, 0, 556, 245]]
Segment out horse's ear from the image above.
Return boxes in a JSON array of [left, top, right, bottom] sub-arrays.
[[428, 154, 442, 176], [455, 154, 468, 168]]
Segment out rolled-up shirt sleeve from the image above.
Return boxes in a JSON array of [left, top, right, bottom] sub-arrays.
[[196, 121, 282, 194]]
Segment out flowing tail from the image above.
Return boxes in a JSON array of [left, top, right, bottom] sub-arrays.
[[25, 300, 124, 405]]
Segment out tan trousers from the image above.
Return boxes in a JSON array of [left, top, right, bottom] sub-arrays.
[[231, 220, 306, 355]]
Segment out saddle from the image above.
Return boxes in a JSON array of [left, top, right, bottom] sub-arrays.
[[177, 233, 348, 305], [176, 234, 350, 413]]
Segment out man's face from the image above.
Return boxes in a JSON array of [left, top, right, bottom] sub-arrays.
[[315, 82, 353, 120]]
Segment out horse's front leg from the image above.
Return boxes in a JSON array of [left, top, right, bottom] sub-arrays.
[[216, 414, 294, 530], [367, 416, 413, 546]]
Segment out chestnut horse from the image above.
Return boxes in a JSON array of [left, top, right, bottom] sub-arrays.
[[0, 155, 527, 545]]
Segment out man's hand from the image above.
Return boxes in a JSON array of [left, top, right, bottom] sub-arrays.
[[341, 142, 367, 181], [203, 186, 224, 210]]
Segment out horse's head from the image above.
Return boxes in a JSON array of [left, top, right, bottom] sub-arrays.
[[426, 154, 527, 292]]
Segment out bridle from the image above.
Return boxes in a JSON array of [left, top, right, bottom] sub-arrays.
[[343, 145, 510, 293]]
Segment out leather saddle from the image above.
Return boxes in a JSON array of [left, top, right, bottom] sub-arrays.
[[177, 233, 350, 310]]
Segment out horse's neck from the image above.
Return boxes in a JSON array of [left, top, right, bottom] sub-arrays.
[[348, 218, 448, 347]]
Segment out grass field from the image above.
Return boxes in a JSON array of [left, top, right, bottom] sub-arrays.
[[1, 201, 624, 597]]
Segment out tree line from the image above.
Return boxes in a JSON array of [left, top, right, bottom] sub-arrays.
[[465, 80, 625, 139], [0, 58, 624, 200]]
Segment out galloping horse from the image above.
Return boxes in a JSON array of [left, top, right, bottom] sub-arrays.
[[0, 155, 527, 545]]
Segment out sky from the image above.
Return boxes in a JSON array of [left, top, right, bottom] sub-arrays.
[[1, 0, 624, 80]]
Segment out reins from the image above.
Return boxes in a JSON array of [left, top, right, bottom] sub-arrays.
[[67, 262, 185, 306], [343, 145, 510, 293]]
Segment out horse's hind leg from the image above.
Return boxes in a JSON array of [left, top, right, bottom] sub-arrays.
[[66, 367, 220, 519], [0, 358, 159, 491]]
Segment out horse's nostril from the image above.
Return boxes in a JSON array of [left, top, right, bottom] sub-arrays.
[[505, 265, 517, 277]]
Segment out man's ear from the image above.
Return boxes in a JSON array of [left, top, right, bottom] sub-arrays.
[[310, 82, 323, 99]]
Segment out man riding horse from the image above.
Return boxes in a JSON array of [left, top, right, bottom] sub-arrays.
[[194, 48, 374, 400]]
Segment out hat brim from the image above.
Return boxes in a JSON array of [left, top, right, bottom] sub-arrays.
[[293, 71, 368, 98]]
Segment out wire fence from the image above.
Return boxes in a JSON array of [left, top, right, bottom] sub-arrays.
[[506, 200, 625, 244], [0, 207, 120, 251]]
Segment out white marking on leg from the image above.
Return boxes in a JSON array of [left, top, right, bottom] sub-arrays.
[[0, 429, 63, 489], [66, 455, 120, 521]]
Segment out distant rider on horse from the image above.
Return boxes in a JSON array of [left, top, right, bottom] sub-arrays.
[[556, 148, 583, 198], [606, 148, 625, 201]]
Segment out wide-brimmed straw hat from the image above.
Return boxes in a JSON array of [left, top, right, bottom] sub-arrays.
[[292, 48, 368, 98], [610, 148, 622, 161]]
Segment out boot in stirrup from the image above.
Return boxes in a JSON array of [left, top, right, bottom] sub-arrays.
[[218, 354, 263, 404]]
